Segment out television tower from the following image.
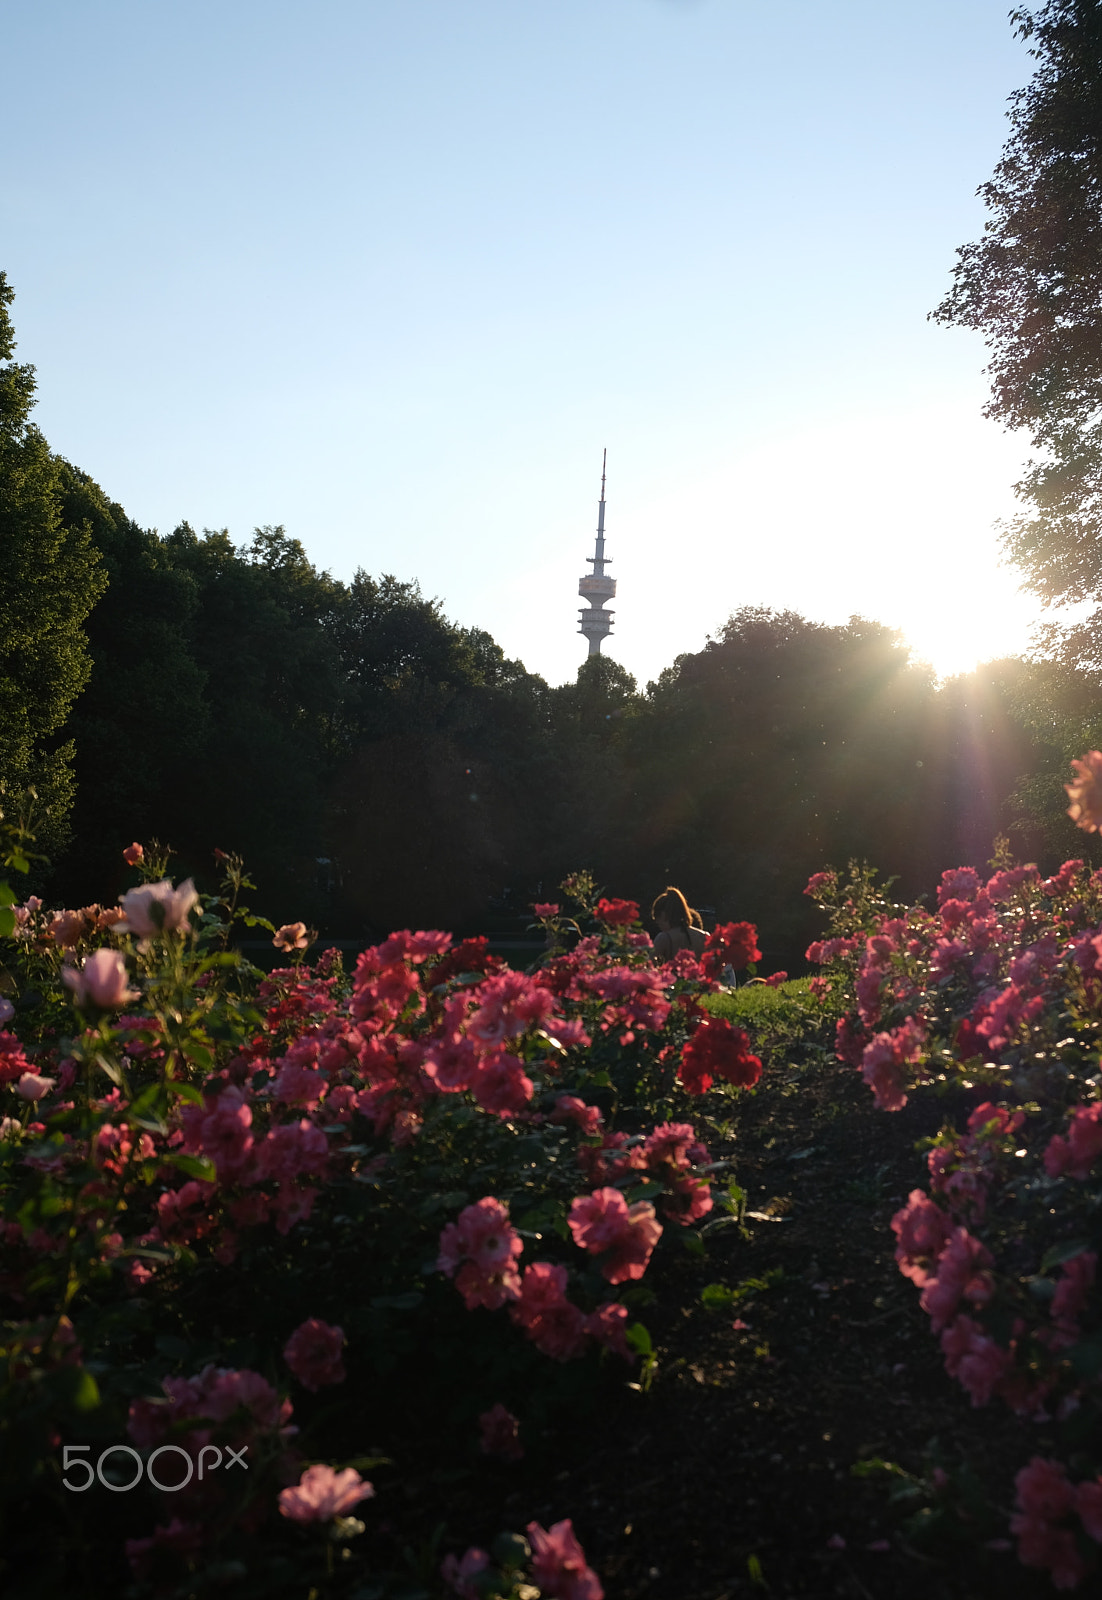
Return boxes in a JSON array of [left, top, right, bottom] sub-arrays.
[[577, 449, 616, 656]]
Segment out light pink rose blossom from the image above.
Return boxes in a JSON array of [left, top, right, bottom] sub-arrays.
[[278, 1463, 374, 1523], [117, 878, 199, 938], [16, 1073, 55, 1101], [61, 949, 139, 1010]]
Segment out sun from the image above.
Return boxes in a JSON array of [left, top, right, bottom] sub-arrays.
[[902, 625, 986, 682]]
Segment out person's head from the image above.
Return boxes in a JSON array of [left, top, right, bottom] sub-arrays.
[[651, 886, 692, 932]]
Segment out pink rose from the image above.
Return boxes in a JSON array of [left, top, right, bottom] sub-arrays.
[[940, 1314, 1012, 1406], [16, 1073, 55, 1101], [509, 1262, 590, 1360], [919, 1227, 994, 1332], [478, 1402, 523, 1461], [527, 1519, 603, 1600], [117, 878, 199, 938], [1051, 1252, 1097, 1332], [1011, 1457, 1086, 1589], [438, 1197, 524, 1310], [278, 1463, 374, 1523], [283, 1318, 346, 1392], [891, 1190, 952, 1286], [61, 949, 140, 1010], [567, 1188, 662, 1283], [550, 1095, 604, 1136], [441, 1548, 492, 1598]]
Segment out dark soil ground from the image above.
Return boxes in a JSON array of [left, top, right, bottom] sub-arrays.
[[416, 1045, 1056, 1600]]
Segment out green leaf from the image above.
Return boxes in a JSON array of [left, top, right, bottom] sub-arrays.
[[0, 905, 14, 938], [699, 1214, 744, 1237], [746, 1553, 768, 1590], [127, 1083, 166, 1121], [196, 951, 242, 972], [491, 1531, 531, 1570], [93, 1053, 127, 1090], [48, 1364, 101, 1413], [624, 1321, 653, 1356], [851, 1457, 909, 1480], [1040, 1239, 1093, 1274], [700, 1282, 738, 1310], [167, 1152, 217, 1183], [623, 1181, 663, 1203], [513, 1199, 567, 1238], [129, 1113, 169, 1135], [71, 1367, 101, 1411], [617, 1282, 657, 1309], [168, 1081, 205, 1106], [681, 1232, 707, 1257], [369, 1292, 424, 1313]]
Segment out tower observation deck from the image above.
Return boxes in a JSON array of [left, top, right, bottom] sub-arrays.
[[578, 449, 616, 656]]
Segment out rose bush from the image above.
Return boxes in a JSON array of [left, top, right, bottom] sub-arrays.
[[806, 754, 1102, 1589], [0, 836, 763, 1598]]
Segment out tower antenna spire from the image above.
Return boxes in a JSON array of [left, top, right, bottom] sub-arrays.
[[577, 449, 617, 657]]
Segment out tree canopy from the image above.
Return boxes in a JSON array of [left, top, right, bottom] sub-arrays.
[[0, 275, 105, 854], [933, 0, 1102, 669]]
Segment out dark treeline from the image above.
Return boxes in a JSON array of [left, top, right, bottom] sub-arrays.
[[3, 274, 1100, 968], [41, 468, 1102, 968]]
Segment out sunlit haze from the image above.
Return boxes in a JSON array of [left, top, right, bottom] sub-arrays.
[[4, 0, 1043, 687]]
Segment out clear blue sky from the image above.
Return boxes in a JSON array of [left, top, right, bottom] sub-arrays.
[[4, 0, 1038, 686]]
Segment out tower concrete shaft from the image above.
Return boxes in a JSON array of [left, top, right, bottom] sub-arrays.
[[578, 449, 616, 655]]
